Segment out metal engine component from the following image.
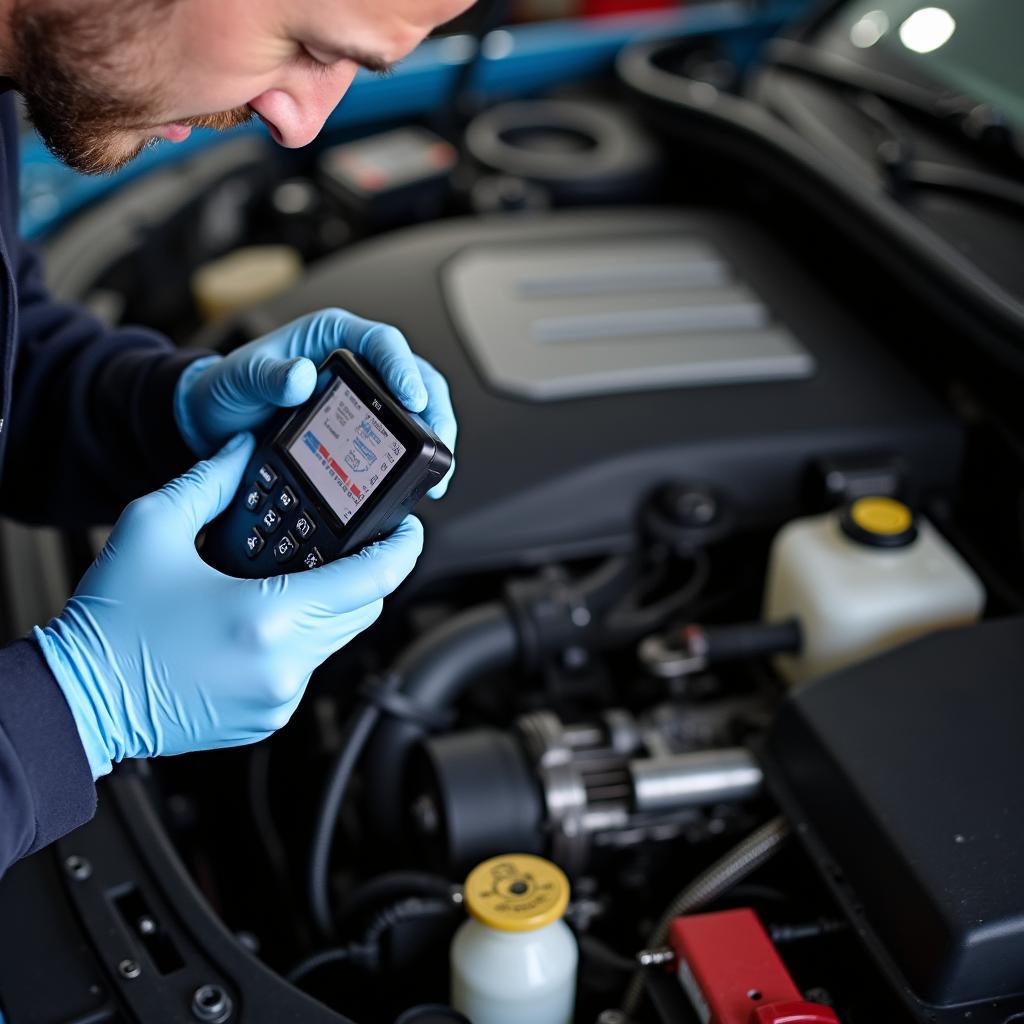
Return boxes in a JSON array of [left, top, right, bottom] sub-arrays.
[[414, 705, 764, 875], [630, 749, 764, 815], [517, 710, 636, 875]]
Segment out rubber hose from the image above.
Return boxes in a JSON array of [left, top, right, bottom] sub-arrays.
[[358, 896, 458, 971], [340, 871, 460, 926], [362, 604, 520, 842], [286, 946, 352, 986], [364, 558, 637, 842], [620, 815, 791, 1016], [309, 702, 383, 938]]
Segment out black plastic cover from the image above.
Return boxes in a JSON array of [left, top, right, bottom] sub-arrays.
[[765, 618, 1024, 1020], [0, 772, 349, 1023]]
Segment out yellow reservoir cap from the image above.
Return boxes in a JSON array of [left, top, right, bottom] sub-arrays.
[[849, 497, 914, 536], [840, 496, 918, 550], [464, 854, 570, 933]]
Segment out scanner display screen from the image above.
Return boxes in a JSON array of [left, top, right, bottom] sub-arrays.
[[287, 378, 407, 524]]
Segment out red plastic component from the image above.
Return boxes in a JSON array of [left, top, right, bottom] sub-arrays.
[[752, 1003, 840, 1024], [668, 909, 840, 1024]]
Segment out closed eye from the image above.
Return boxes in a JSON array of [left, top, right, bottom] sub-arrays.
[[295, 46, 338, 78], [295, 41, 397, 78]]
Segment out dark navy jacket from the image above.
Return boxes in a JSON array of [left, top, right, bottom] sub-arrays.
[[0, 93, 203, 875]]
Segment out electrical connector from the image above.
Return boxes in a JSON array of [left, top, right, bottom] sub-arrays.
[[668, 908, 840, 1024]]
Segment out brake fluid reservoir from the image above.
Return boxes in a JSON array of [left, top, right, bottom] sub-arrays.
[[451, 854, 577, 1024], [764, 497, 984, 686]]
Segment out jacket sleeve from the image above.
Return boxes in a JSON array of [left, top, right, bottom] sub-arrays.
[[0, 235, 208, 526], [0, 639, 95, 875]]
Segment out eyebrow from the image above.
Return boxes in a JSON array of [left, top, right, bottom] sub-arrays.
[[307, 41, 396, 76]]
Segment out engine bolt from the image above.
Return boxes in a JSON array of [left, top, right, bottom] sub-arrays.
[[191, 983, 234, 1023], [64, 855, 92, 881], [118, 959, 141, 980]]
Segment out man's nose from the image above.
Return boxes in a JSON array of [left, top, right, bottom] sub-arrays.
[[249, 69, 357, 149]]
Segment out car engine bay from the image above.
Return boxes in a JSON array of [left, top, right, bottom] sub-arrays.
[[3, 2, 1024, 1022]]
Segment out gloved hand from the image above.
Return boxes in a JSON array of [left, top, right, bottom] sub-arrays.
[[174, 309, 456, 498], [35, 433, 423, 779]]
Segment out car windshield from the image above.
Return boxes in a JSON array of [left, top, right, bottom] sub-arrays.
[[819, 1, 1024, 133]]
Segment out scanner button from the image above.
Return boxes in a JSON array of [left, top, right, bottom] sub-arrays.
[[245, 528, 265, 560], [294, 511, 317, 540], [276, 486, 297, 513], [256, 464, 278, 491], [244, 484, 265, 513], [302, 547, 324, 571], [261, 507, 282, 534], [273, 533, 299, 564]]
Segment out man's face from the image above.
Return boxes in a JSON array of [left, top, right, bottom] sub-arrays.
[[11, 0, 476, 175]]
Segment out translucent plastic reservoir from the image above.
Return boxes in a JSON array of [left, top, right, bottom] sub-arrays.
[[450, 854, 578, 1024], [764, 498, 985, 687]]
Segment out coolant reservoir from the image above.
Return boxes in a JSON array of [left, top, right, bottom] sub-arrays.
[[191, 245, 302, 322], [451, 854, 578, 1024], [764, 497, 984, 686]]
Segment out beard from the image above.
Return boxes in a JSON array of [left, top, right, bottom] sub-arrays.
[[10, 1, 253, 175]]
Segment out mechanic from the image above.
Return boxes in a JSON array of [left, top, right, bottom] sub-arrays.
[[0, 0, 469, 877]]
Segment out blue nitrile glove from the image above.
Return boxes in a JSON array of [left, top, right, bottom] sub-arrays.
[[34, 433, 424, 779], [174, 309, 456, 499]]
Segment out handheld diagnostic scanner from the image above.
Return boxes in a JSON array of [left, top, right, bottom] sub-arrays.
[[202, 350, 452, 578]]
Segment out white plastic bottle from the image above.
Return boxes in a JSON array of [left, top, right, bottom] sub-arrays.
[[451, 854, 578, 1024], [764, 497, 985, 686]]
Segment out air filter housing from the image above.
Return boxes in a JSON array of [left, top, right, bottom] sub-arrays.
[[765, 617, 1024, 1022]]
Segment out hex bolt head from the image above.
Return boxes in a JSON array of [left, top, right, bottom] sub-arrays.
[[118, 959, 141, 980], [64, 855, 92, 882], [191, 984, 234, 1023]]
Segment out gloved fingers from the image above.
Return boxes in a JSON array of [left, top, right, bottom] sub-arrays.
[[271, 309, 428, 411], [260, 667, 321, 734], [286, 516, 424, 614], [156, 432, 256, 538], [289, 308, 427, 412], [351, 320, 428, 413], [173, 354, 222, 456], [228, 350, 318, 412], [193, 731, 276, 752], [413, 355, 457, 498], [322, 597, 385, 656], [428, 455, 454, 500], [225, 666, 319, 737]]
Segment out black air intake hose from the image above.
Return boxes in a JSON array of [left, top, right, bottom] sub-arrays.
[[362, 604, 520, 843]]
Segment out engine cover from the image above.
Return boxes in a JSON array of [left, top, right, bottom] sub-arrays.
[[238, 209, 961, 584], [765, 617, 1024, 1022]]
